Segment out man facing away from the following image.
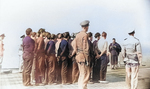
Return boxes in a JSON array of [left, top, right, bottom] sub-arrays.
[[87, 32, 94, 83], [92, 32, 101, 82], [35, 29, 46, 85], [22, 28, 35, 86], [55, 33, 63, 84], [57, 32, 70, 85], [122, 29, 142, 89], [71, 20, 90, 89], [96, 32, 109, 84]]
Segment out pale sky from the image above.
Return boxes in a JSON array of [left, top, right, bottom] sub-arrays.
[[0, 0, 150, 68]]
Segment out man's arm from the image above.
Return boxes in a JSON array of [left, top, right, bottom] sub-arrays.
[[83, 34, 89, 65], [136, 41, 142, 65], [29, 39, 35, 52], [60, 41, 67, 57], [71, 39, 77, 57], [96, 41, 108, 58], [47, 42, 52, 55]]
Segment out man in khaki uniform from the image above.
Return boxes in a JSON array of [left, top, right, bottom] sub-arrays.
[[72, 20, 90, 89], [122, 30, 142, 89]]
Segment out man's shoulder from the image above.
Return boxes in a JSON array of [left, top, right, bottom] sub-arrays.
[[134, 37, 139, 41], [61, 40, 68, 44], [77, 31, 87, 36]]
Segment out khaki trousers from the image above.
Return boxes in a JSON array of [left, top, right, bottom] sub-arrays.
[[78, 63, 90, 89], [72, 61, 79, 83], [31, 57, 36, 82], [35, 53, 46, 83], [67, 58, 72, 83], [22, 54, 33, 86], [46, 55, 56, 84], [61, 56, 68, 84], [126, 65, 139, 89], [55, 62, 61, 83]]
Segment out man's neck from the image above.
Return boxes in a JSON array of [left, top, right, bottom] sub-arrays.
[[27, 35, 31, 37], [130, 34, 134, 36], [82, 29, 87, 33], [102, 37, 106, 39], [64, 38, 68, 41]]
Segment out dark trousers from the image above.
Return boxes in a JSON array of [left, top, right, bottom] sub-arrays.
[[22, 54, 34, 86], [55, 61, 61, 83], [111, 55, 118, 65], [93, 58, 101, 81], [100, 54, 108, 81]]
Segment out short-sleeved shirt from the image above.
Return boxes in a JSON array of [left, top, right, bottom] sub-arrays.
[[98, 37, 108, 54], [58, 40, 69, 57], [36, 37, 45, 53], [23, 36, 35, 53], [46, 40, 55, 55], [23, 36, 35, 58], [122, 36, 142, 64]]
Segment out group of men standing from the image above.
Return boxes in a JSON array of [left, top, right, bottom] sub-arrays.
[[21, 20, 142, 89]]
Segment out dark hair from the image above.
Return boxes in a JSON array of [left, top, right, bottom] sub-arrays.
[[45, 32, 51, 38], [26, 28, 32, 35], [128, 31, 135, 35], [38, 28, 45, 35], [42, 32, 46, 37], [31, 32, 36, 37], [102, 31, 107, 37], [112, 38, 116, 40], [63, 32, 70, 38], [51, 34, 56, 39], [94, 32, 100, 38], [87, 32, 93, 37], [47, 34, 51, 39], [57, 33, 63, 39], [81, 24, 89, 27]]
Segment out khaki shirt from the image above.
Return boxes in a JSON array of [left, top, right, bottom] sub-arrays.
[[36, 37, 45, 53], [122, 36, 142, 63], [74, 31, 89, 63]]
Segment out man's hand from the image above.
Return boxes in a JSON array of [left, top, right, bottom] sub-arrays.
[[139, 61, 142, 67], [34, 53, 37, 57], [57, 56, 60, 62], [107, 52, 110, 56], [68, 55, 72, 58], [95, 55, 101, 59], [45, 55, 48, 59]]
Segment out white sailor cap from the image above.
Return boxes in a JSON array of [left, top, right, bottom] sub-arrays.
[[128, 29, 135, 34]]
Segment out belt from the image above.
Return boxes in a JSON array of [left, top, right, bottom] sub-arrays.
[[77, 49, 83, 52]]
